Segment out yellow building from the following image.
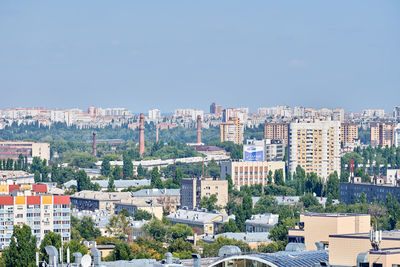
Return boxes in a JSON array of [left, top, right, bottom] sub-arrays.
[[220, 117, 244, 145], [0, 141, 50, 162], [263, 122, 289, 145], [288, 213, 371, 251], [370, 122, 395, 147], [288, 120, 341, 180], [341, 122, 359, 146]]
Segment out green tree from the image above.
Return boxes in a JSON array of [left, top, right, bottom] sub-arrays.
[[171, 223, 193, 239], [360, 192, 367, 204], [199, 236, 250, 257], [217, 219, 239, 233], [143, 219, 169, 242], [3, 225, 37, 267], [173, 168, 183, 186], [76, 170, 91, 191], [200, 194, 219, 211], [107, 177, 115, 192], [101, 158, 111, 177], [300, 193, 320, 208], [34, 170, 41, 183], [137, 164, 146, 177], [207, 159, 220, 177], [274, 169, 285, 186], [74, 216, 101, 240], [326, 171, 340, 199], [106, 213, 131, 240], [151, 167, 163, 189], [109, 242, 132, 261], [112, 165, 122, 180], [123, 153, 133, 179], [39, 231, 61, 262], [62, 240, 88, 262], [169, 239, 195, 259], [133, 209, 152, 220]]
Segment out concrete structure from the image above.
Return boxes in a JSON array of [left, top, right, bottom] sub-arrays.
[[245, 213, 279, 233], [288, 213, 370, 251], [167, 208, 231, 235], [131, 188, 180, 213], [148, 109, 161, 122], [0, 171, 35, 185], [0, 141, 50, 162], [394, 106, 400, 122], [114, 199, 163, 219], [264, 123, 289, 145], [139, 113, 145, 157], [220, 117, 244, 145], [341, 122, 358, 146], [180, 178, 228, 210], [197, 115, 202, 144], [387, 169, 400, 186], [363, 109, 385, 118], [210, 102, 223, 116], [0, 194, 70, 248], [370, 121, 395, 147], [288, 120, 341, 180], [91, 179, 151, 192], [340, 182, 400, 204], [395, 123, 400, 147], [244, 139, 285, 162], [70, 191, 132, 214], [220, 161, 285, 189]]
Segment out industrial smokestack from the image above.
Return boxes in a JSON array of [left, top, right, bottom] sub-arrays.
[[197, 115, 202, 144], [139, 113, 145, 157], [156, 124, 159, 143], [92, 132, 97, 156]]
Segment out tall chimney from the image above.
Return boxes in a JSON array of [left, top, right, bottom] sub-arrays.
[[197, 115, 202, 144], [92, 132, 97, 156], [139, 113, 145, 157], [156, 124, 159, 143]]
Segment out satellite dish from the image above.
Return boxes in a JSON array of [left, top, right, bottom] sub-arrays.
[[81, 254, 92, 267]]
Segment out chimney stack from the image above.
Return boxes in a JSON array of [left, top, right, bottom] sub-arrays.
[[197, 115, 202, 144], [156, 124, 159, 143], [139, 113, 145, 157], [92, 132, 97, 156]]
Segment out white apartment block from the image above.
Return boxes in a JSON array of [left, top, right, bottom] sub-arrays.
[[288, 120, 341, 180], [395, 124, 400, 148], [362, 109, 385, 118], [148, 109, 161, 122], [174, 109, 204, 121]]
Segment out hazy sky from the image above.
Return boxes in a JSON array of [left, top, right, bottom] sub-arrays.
[[0, 1, 399, 113]]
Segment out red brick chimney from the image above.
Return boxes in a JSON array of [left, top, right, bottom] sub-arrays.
[[139, 113, 145, 157], [197, 115, 202, 144]]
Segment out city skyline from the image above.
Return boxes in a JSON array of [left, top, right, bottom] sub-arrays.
[[0, 1, 399, 113]]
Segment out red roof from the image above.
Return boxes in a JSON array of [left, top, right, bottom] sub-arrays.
[[32, 184, 47, 193], [8, 184, 20, 193], [0, 196, 13, 205], [53, 195, 70, 205], [27, 196, 40, 205]]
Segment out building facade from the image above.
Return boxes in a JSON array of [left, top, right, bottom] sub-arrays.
[[0, 141, 50, 162], [220, 117, 244, 145], [244, 139, 285, 162], [180, 178, 228, 210], [245, 213, 279, 233], [0, 194, 70, 248], [263, 123, 289, 145], [288, 121, 341, 180], [341, 122, 358, 146], [370, 122, 395, 147], [220, 161, 285, 189], [340, 182, 400, 204]]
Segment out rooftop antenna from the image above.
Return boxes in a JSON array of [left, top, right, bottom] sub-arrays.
[[370, 230, 382, 251], [349, 158, 355, 183]]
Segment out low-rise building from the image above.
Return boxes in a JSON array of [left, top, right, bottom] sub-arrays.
[[220, 161, 285, 189], [91, 179, 151, 192], [340, 182, 400, 204], [131, 188, 180, 213], [245, 213, 279, 233], [70, 191, 132, 214], [0, 171, 35, 185], [180, 178, 228, 210], [167, 208, 232, 235], [0, 141, 50, 162], [114, 199, 163, 219], [288, 213, 371, 251], [204, 232, 272, 250]]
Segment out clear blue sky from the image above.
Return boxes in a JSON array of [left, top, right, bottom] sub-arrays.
[[0, 1, 399, 113]]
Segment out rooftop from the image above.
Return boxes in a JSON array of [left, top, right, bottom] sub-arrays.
[[92, 179, 151, 188], [167, 209, 227, 224], [330, 230, 400, 240], [131, 188, 180, 197], [213, 232, 271, 242]]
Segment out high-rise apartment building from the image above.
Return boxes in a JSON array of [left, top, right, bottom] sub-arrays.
[[341, 123, 358, 146], [288, 121, 341, 180], [180, 178, 228, 209], [244, 139, 285, 162], [0, 194, 70, 248], [370, 122, 395, 147], [210, 103, 223, 116], [263, 123, 289, 145], [395, 124, 400, 147], [148, 109, 161, 122], [220, 117, 244, 145], [394, 106, 400, 122]]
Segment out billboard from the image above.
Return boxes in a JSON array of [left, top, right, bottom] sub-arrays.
[[243, 145, 264, 161]]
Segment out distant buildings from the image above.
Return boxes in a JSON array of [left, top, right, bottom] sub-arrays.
[[341, 122, 358, 146], [370, 122, 396, 147], [220, 117, 244, 144], [363, 109, 385, 119], [288, 120, 341, 180], [210, 103, 223, 116], [148, 109, 161, 122], [244, 139, 285, 162], [90, 179, 151, 192], [395, 124, 400, 147], [0, 141, 50, 162], [245, 213, 279, 233], [263, 123, 289, 145], [0, 171, 35, 185], [394, 106, 400, 122], [180, 178, 228, 209], [220, 161, 285, 189], [340, 182, 400, 204]]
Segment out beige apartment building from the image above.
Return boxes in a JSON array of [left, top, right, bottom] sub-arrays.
[[0, 141, 50, 162], [263, 122, 289, 145], [370, 122, 395, 147], [341, 122, 358, 146], [288, 120, 341, 180], [220, 117, 244, 145], [288, 213, 371, 251], [220, 161, 285, 189], [180, 178, 228, 209]]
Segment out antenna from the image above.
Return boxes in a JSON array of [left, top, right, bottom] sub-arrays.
[[81, 254, 92, 267], [370, 230, 382, 251], [349, 158, 354, 182]]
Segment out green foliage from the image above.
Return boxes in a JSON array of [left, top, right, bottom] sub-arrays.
[[112, 165, 122, 180], [143, 219, 169, 242], [133, 209, 153, 221], [217, 219, 239, 233], [110, 242, 132, 261], [326, 171, 340, 199], [151, 167, 163, 189], [62, 240, 88, 263], [207, 159, 220, 177], [274, 169, 285, 186], [171, 223, 193, 239], [300, 193, 320, 209], [258, 241, 286, 253], [106, 213, 131, 240], [123, 153, 133, 179], [39, 231, 61, 262], [101, 158, 111, 177], [2, 225, 37, 267], [72, 216, 101, 240], [61, 151, 97, 168], [199, 236, 250, 258], [199, 194, 220, 211], [169, 239, 195, 259], [76, 170, 92, 191], [208, 141, 243, 160], [107, 177, 115, 192]]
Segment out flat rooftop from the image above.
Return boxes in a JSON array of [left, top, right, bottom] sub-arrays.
[[330, 231, 400, 240], [302, 212, 370, 217]]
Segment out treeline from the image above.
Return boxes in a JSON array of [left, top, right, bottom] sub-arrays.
[[0, 154, 28, 171]]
